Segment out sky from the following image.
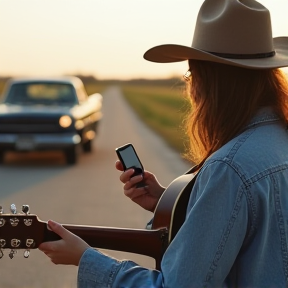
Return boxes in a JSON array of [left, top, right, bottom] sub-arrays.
[[0, 0, 287, 80]]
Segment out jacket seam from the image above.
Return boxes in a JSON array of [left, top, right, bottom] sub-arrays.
[[201, 162, 248, 286], [224, 128, 255, 165], [272, 173, 288, 281]]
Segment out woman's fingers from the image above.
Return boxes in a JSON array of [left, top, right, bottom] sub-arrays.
[[119, 168, 135, 183], [123, 174, 144, 190], [124, 186, 147, 198], [115, 160, 124, 171]]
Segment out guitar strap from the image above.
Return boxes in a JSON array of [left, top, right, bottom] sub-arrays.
[[184, 159, 205, 175]]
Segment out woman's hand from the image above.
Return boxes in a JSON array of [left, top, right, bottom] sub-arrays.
[[116, 160, 166, 212], [38, 220, 90, 266]]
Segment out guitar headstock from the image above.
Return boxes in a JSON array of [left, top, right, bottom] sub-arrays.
[[0, 204, 60, 259]]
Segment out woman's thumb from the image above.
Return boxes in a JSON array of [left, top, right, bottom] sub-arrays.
[[47, 220, 68, 238]]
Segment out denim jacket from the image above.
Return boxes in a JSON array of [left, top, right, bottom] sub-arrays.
[[78, 107, 288, 288]]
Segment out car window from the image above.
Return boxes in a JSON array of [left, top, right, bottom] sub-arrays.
[[5, 82, 78, 106]]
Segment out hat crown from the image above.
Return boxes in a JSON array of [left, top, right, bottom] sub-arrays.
[[192, 0, 274, 54]]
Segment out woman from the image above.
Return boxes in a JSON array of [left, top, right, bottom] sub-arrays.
[[39, 0, 288, 287]]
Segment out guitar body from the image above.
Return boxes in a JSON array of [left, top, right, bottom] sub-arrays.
[[0, 168, 198, 270], [153, 173, 197, 243]]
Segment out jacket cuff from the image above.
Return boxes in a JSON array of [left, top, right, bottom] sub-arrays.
[[77, 248, 121, 288]]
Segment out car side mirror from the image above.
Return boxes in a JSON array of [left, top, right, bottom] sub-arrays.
[[86, 93, 103, 110], [88, 93, 103, 103]]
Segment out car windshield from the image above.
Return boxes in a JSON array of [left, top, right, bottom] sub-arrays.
[[4, 82, 78, 106]]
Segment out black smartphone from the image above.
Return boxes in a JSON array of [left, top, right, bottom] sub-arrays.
[[115, 143, 146, 187]]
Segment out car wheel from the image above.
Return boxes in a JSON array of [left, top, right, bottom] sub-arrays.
[[65, 147, 77, 165], [82, 140, 92, 153]]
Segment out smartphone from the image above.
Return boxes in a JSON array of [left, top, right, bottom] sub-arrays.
[[115, 143, 146, 187]]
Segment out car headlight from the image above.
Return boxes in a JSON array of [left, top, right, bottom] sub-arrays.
[[75, 120, 84, 130], [59, 115, 72, 128]]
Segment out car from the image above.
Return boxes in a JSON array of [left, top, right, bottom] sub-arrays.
[[0, 76, 103, 165]]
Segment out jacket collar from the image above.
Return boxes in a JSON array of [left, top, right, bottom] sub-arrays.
[[245, 106, 280, 130]]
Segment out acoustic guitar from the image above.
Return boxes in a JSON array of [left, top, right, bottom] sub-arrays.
[[0, 169, 198, 270]]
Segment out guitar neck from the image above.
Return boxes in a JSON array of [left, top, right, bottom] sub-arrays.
[[0, 172, 197, 269], [45, 224, 167, 264]]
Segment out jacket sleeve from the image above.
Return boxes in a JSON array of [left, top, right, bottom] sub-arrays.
[[77, 248, 163, 288]]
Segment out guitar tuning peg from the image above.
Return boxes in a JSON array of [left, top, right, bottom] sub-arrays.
[[22, 205, 30, 215], [9, 249, 17, 259], [23, 250, 30, 259], [0, 206, 3, 214], [10, 204, 17, 214]]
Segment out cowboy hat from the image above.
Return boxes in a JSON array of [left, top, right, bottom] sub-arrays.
[[144, 0, 288, 69]]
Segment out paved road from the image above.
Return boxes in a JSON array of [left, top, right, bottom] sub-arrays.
[[0, 86, 190, 288]]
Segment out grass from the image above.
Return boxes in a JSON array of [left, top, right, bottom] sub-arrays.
[[120, 81, 190, 154], [84, 82, 108, 95]]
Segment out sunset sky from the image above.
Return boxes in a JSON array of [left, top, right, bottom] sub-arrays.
[[0, 0, 287, 80]]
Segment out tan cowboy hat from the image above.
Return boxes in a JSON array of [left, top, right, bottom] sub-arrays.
[[144, 0, 288, 69]]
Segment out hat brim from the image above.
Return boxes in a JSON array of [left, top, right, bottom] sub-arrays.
[[143, 37, 288, 69]]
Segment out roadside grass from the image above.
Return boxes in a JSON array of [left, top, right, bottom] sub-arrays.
[[120, 82, 190, 155], [0, 78, 9, 100], [85, 82, 108, 95]]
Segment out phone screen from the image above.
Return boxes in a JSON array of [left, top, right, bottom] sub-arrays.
[[118, 144, 142, 171], [116, 143, 145, 187], [120, 146, 141, 168]]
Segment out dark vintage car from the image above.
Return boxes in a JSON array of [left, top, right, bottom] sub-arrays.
[[0, 76, 103, 164]]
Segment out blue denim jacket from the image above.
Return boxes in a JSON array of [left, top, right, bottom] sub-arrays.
[[78, 107, 288, 288]]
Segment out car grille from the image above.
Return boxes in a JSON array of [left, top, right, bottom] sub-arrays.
[[0, 118, 72, 133]]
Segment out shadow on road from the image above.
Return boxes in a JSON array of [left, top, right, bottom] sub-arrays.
[[2, 151, 66, 166], [0, 151, 71, 199]]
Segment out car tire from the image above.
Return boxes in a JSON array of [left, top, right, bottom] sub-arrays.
[[82, 140, 92, 153], [65, 147, 77, 165], [0, 151, 5, 164]]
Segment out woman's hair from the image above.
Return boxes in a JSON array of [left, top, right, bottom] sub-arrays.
[[183, 60, 288, 164]]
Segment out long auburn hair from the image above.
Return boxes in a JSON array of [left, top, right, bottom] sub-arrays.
[[183, 60, 288, 164]]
